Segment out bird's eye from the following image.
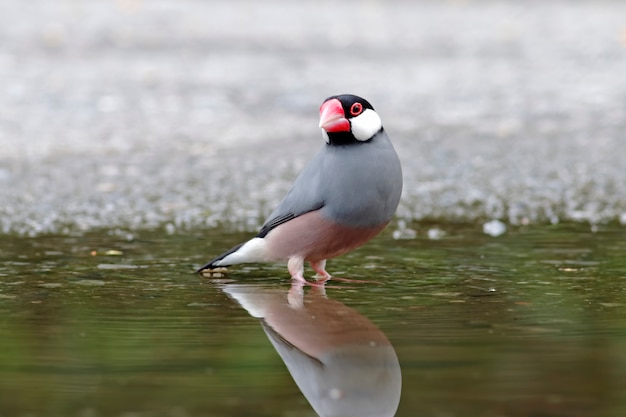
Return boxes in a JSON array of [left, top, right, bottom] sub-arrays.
[[349, 102, 363, 116]]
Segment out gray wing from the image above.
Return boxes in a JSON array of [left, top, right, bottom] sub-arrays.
[[256, 148, 328, 238]]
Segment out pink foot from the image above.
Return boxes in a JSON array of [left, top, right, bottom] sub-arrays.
[[288, 256, 315, 285], [309, 259, 332, 281], [308, 260, 380, 284]]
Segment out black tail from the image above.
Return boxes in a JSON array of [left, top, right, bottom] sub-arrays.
[[196, 242, 245, 273]]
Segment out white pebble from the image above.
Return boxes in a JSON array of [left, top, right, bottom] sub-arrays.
[[427, 227, 445, 240], [483, 220, 506, 237]]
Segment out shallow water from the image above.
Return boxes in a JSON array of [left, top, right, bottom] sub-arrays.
[[1, 223, 625, 417]]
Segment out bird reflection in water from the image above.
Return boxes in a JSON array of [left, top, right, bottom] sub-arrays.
[[222, 281, 402, 417]]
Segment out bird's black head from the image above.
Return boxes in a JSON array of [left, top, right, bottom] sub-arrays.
[[319, 94, 383, 146]]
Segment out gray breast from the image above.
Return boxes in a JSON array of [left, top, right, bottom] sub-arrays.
[[321, 131, 403, 228]]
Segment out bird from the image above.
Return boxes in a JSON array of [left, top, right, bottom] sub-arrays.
[[197, 94, 403, 284]]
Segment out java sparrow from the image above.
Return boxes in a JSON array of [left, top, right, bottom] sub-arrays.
[[197, 94, 403, 283]]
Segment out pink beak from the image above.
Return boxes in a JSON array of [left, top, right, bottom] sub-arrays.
[[319, 98, 350, 133]]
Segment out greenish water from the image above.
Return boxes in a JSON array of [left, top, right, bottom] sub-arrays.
[[1, 223, 625, 417]]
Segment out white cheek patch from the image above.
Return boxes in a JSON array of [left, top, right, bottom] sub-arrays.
[[350, 108, 382, 141], [322, 129, 330, 144]]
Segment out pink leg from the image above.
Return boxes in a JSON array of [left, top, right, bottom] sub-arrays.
[[309, 259, 332, 281], [288, 256, 308, 284]]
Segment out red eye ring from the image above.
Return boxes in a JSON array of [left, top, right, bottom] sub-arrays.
[[350, 102, 363, 116]]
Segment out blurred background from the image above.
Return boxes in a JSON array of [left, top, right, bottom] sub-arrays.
[[1, 0, 625, 236]]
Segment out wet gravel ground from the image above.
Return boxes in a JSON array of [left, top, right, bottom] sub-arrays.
[[1, 0, 625, 236]]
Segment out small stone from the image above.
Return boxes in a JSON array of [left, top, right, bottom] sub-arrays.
[[200, 267, 228, 276], [483, 220, 506, 237], [427, 227, 445, 240]]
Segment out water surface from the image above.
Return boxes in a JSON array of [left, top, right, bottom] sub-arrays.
[[1, 224, 625, 416]]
